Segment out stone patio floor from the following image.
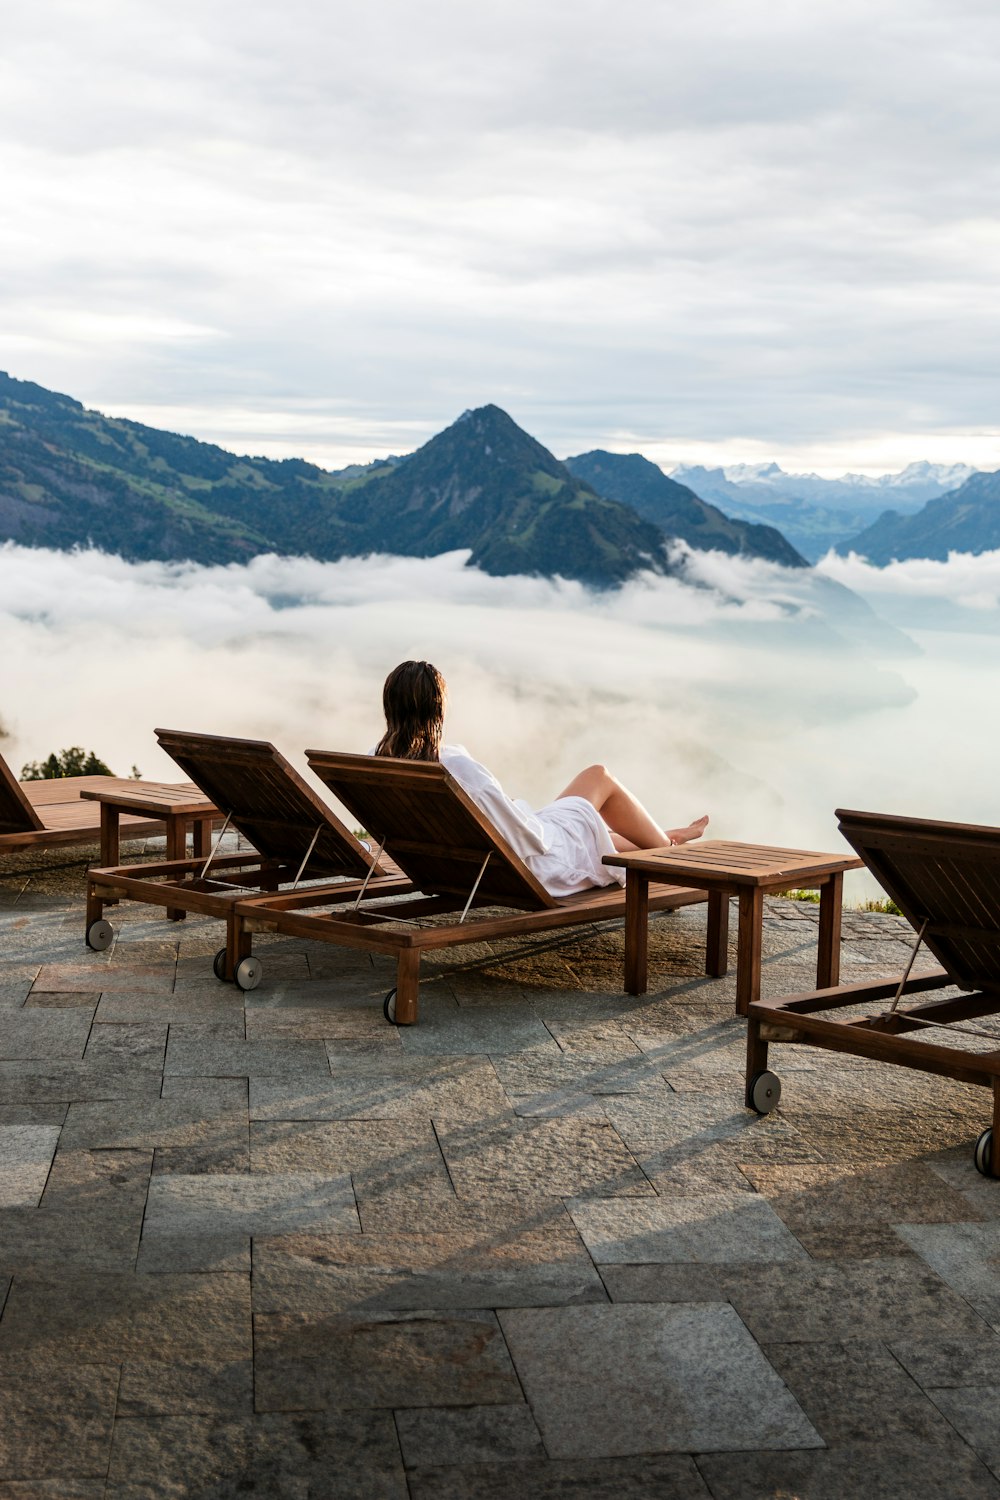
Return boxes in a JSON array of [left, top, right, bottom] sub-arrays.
[[3, 845, 1000, 1498]]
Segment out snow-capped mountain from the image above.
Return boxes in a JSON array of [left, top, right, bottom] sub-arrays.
[[668, 461, 979, 561]]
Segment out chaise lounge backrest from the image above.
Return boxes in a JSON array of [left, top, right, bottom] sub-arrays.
[[155, 730, 388, 881], [306, 750, 558, 910], [837, 807, 1000, 994], [0, 753, 44, 837]]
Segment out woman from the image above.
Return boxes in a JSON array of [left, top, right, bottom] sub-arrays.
[[372, 660, 708, 899]]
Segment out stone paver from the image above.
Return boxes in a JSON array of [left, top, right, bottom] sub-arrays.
[[252, 1221, 605, 1312], [254, 1308, 521, 1411], [761, 1337, 962, 1445], [0, 1148, 150, 1274], [743, 1160, 986, 1258], [397, 995, 559, 1055], [394, 1404, 545, 1467], [164, 1033, 332, 1079], [94, 988, 245, 1026], [251, 1055, 513, 1121], [696, 1441, 1000, 1499], [32, 962, 175, 994], [407, 1456, 711, 1499], [117, 1359, 254, 1417], [62, 1078, 248, 1176], [498, 1303, 822, 1457], [3, 880, 1000, 1495], [0, 1273, 251, 1361], [0, 1123, 60, 1206], [566, 1190, 809, 1264], [0, 1358, 118, 1482], [435, 1115, 654, 1200], [144, 1170, 359, 1238], [0, 1009, 93, 1060], [897, 1222, 1000, 1331], [926, 1386, 1000, 1479]]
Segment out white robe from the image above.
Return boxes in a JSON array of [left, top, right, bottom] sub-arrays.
[[439, 744, 625, 899]]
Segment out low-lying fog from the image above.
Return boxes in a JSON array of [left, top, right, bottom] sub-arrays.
[[3, 541, 998, 903]]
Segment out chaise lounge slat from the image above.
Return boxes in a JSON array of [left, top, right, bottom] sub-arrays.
[[231, 750, 710, 1024], [84, 731, 411, 978]]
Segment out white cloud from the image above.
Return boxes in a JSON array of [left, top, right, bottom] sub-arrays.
[[818, 548, 1000, 613], [3, 542, 999, 905]]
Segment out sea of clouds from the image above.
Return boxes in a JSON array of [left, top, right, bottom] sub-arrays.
[[2, 541, 998, 901]]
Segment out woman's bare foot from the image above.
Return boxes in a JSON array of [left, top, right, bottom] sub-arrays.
[[667, 815, 709, 846]]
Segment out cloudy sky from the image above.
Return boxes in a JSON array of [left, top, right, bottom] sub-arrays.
[[3, 0, 999, 473]]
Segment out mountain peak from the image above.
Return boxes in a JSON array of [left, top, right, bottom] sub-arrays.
[[721, 461, 785, 482], [333, 408, 673, 584], [411, 405, 566, 483]]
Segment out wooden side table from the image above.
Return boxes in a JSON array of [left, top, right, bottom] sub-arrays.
[[81, 783, 219, 920], [604, 840, 863, 1015]]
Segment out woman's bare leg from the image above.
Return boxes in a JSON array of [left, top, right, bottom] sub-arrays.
[[556, 764, 708, 850]]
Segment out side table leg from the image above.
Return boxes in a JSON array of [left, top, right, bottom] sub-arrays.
[[736, 886, 764, 1017], [165, 815, 186, 922], [193, 817, 213, 860], [624, 869, 649, 996], [706, 890, 730, 977], [817, 873, 844, 989], [100, 806, 121, 868]]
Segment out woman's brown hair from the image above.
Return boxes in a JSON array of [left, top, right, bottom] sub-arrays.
[[373, 660, 447, 761]]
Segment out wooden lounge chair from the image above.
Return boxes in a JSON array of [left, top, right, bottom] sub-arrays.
[[84, 730, 409, 985], [744, 808, 1000, 1178], [231, 750, 710, 1025], [1, 750, 198, 855]]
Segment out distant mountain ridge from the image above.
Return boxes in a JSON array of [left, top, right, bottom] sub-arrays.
[[673, 459, 975, 507], [670, 460, 979, 562], [0, 375, 677, 585], [564, 450, 807, 568], [0, 372, 814, 586], [839, 469, 1000, 563]]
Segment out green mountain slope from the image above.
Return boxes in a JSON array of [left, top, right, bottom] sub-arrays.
[[338, 406, 673, 584], [0, 371, 357, 564], [564, 450, 807, 568], [841, 469, 1000, 563], [0, 376, 675, 585]]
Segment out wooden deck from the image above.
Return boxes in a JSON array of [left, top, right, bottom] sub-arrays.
[[1, 756, 203, 852]]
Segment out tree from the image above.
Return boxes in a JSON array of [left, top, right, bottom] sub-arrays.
[[20, 746, 115, 779]]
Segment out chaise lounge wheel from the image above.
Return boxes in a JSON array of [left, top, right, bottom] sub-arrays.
[[212, 948, 228, 982], [86, 919, 114, 952], [383, 988, 397, 1024], [234, 956, 262, 992], [749, 1069, 781, 1115], [974, 1128, 996, 1178]]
